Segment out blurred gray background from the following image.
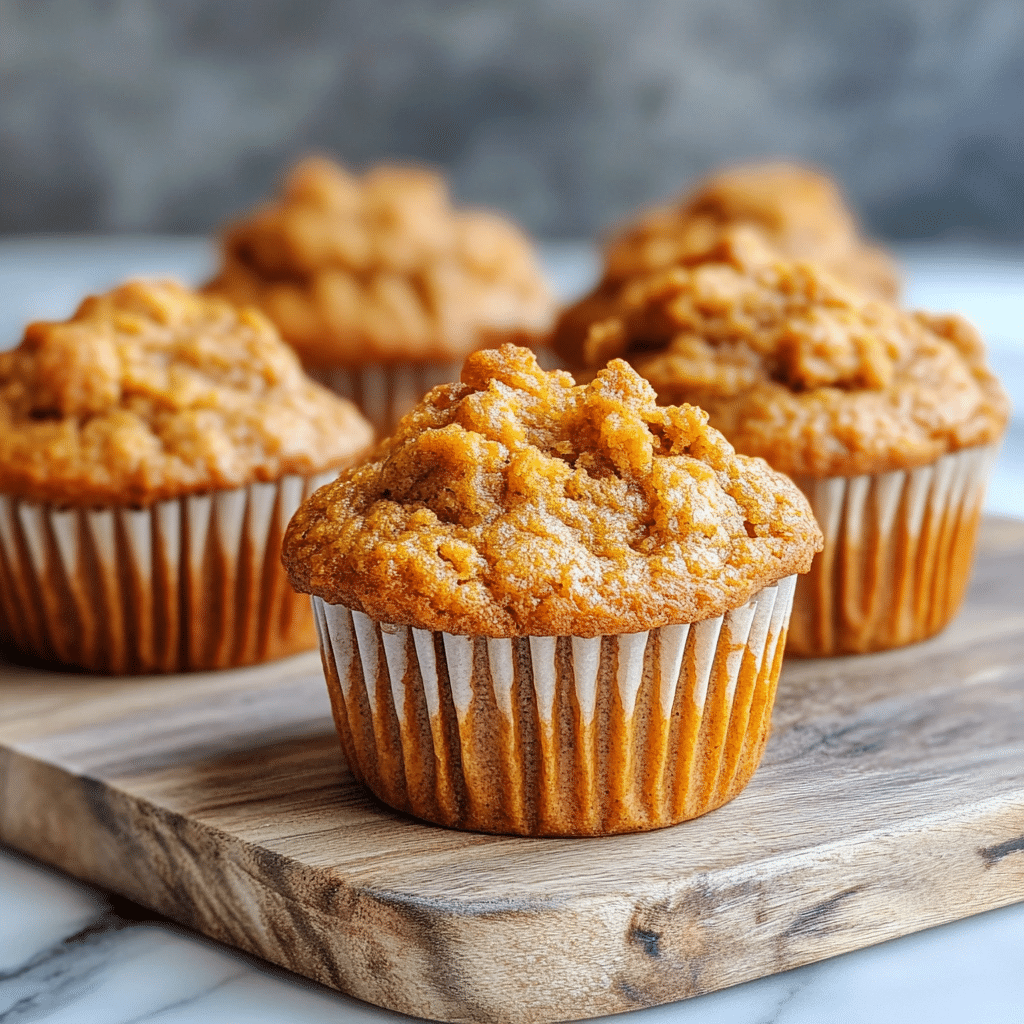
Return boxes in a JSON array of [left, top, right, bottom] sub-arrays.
[[3, 0, 1024, 240]]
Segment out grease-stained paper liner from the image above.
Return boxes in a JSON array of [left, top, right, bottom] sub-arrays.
[[0, 472, 335, 674], [312, 576, 796, 836], [308, 360, 464, 436], [788, 444, 997, 657]]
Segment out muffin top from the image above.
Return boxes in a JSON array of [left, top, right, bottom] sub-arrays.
[[0, 280, 374, 507], [552, 162, 898, 367], [283, 344, 822, 637], [582, 234, 1009, 477], [603, 162, 899, 299], [206, 157, 554, 368]]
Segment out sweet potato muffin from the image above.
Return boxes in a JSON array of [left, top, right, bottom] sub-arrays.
[[0, 279, 374, 673], [553, 162, 899, 368], [206, 156, 554, 434], [580, 237, 1010, 655], [283, 344, 822, 835]]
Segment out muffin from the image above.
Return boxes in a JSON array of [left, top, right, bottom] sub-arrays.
[[578, 234, 1010, 656], [552, 161, 900, 368], [206, 156, 555, 435], [0, 280, 374, 673], [282, 344, 822, 835]]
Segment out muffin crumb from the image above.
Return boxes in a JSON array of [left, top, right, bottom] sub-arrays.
[[0, 280, 374, 506], [284, 344, 822, 636], [553, 162, 900, 367], [582, 247, 1010, 477], [207, 156, 554, 367]]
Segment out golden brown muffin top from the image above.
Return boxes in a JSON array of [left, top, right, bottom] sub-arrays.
[[604, 162, 899, 297], [206, 157, 555, 368], [552, 162, 899, 367], [283, 344, 822, 637], [0, 280, 375, 507], [582, 234, 1009, 478]]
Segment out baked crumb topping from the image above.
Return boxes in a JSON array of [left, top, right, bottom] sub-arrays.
[[582, 236, 1009, 476], [553, 162, 899, 367], [605, 162, 899, 295], [0, 280, 374, 506], [283, 344, 822, 636], [207, 156, 554, 366]]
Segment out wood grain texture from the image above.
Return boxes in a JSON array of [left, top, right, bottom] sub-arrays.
[[2, 516, 1024, 1023]]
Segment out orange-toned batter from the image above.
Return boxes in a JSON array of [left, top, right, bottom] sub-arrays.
[[553, 162, 899, 367], [283, 344, 822, 637], [0, 280, 374, 507], [207, 157, 554, 367], [577, 233, 1009, 477]]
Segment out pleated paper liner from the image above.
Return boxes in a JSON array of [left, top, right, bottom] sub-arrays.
[[308, 361, 464, 436], [788, 443, 997, 657], [0, 471, 335, 675], [312, 575, 797, 836]]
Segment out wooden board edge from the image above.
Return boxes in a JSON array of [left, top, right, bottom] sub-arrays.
[[3, 743, 1024, 1023]]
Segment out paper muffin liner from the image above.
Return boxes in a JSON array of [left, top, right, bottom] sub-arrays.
[[308, 360, 464, 436], [788, 444, 998, 657], [311, 576, 797, 836], [0, 471, 335, 674]]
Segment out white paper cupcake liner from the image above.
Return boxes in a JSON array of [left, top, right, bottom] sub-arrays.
[[312, 575, 797, 836], [308, 360, 464, 436], [788, 444, 997, 656], [0, 471, 335, 674]]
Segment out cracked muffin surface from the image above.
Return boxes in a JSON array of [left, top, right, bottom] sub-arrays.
[[0, 279, 374, 506], [581, 235, 1009, 477], [604, 162, 899, 296], [206, 156, 554, 368], [283, 344, 822, 637], [553, 162, 899, 367]]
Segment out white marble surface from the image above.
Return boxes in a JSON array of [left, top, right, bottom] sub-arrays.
[[0, 238, 1023, 1023]]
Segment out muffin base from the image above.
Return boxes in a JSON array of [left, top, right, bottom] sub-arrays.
[[312, 576, 796, 836], [0, 472, 334, 674], [788, 445, 997, 656]]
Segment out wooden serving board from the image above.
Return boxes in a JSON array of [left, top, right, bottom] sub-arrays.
[[2, 517, 1024, 1024]]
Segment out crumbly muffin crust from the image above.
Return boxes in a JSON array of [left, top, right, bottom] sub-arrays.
[[206, 157, 554, 368], [581, 234, 1009, 477], [283, 344, 822, 637], [0, 280, 375, 507], [605, 162, 899, 296], [552, 162, 899, 366]]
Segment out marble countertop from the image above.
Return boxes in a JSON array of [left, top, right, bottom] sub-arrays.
[[1, 238, 1022, 1024]]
